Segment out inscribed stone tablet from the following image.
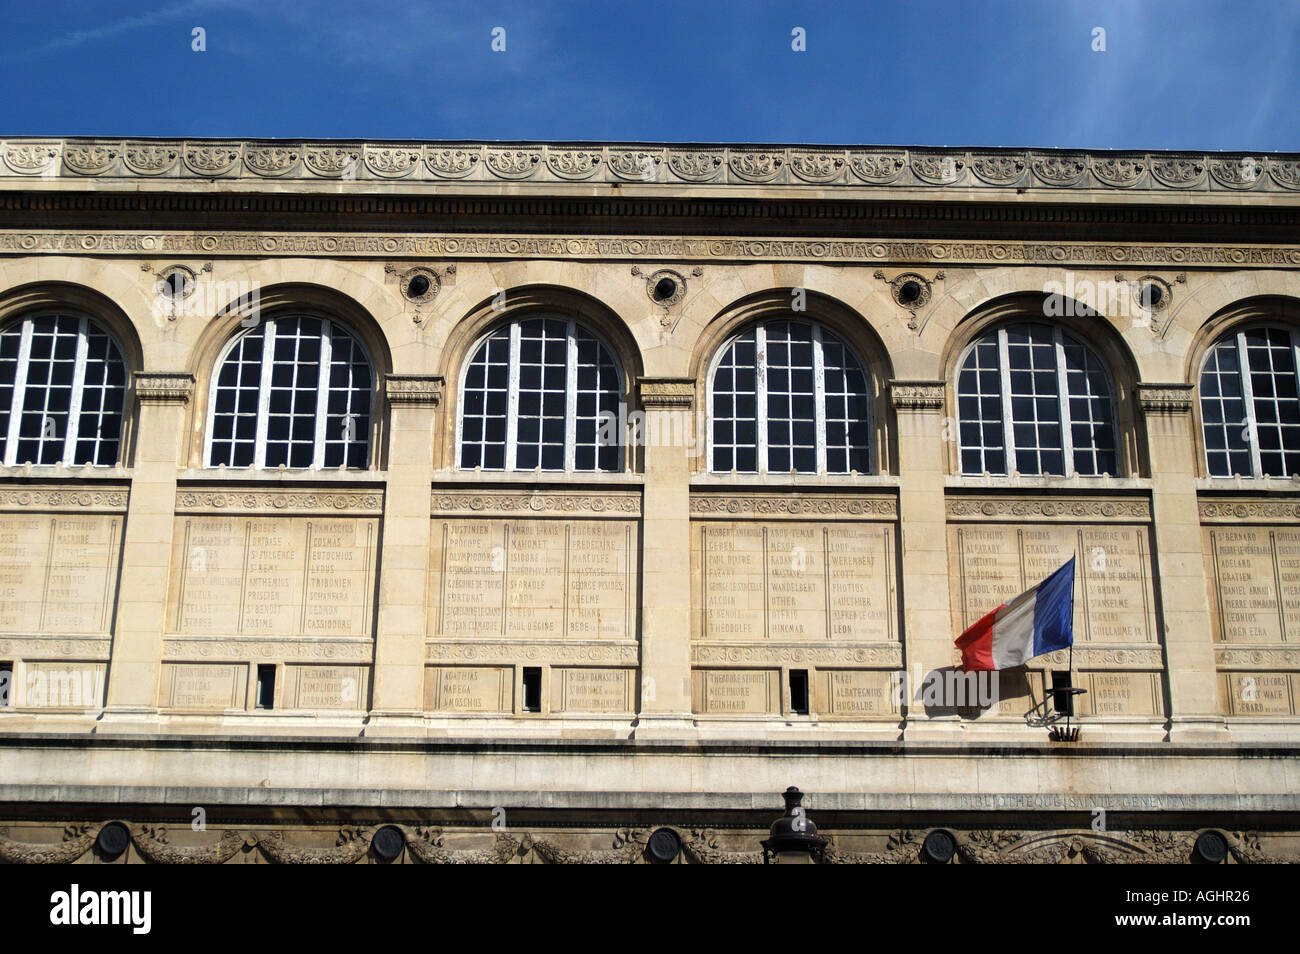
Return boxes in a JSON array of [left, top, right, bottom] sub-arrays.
[[162, 663, 247, 710], [284, 665, 365, 709], [425, 666, 513, 712], [551, 668, 634, 712], [0, 514, 122, 634], [692, 669, 779, 715], [813, 669, 897, 718]]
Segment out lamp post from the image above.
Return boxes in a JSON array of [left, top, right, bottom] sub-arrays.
[[761, 787, 827, 864]]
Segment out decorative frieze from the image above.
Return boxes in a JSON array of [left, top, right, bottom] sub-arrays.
[[889, 379, 945, 410], [946, 496, 1151, 521], [638, 377, 695, 410], [0, 487, 128, 511], [0, 637, 112, 659], [385, 374, 444, 407], [425, 640, 639, 665], [133, 371, 195, 405], [690, 493, 897, 519], [1035, 646, 1164, 669], [1199, 498, 1300, 522], [174, 488, 384, 514], [430, 490, 640, 517], [162, 637, 373, 661], [1136, 383, 1194, 415], [690, 643, 902, 666], [1214, 646, 1300, 669]]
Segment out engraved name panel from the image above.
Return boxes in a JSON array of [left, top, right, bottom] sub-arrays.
[[692, 522, 895, 641], [1203, 527, 1300, 643], [168, 517, 377, 638], [429, 519, 636, 639], [1076, 671, 1162, 717], [813, 669, 898, 719], [284, 665, 366, 709], [1219, 672, 1296, 716], [0, 514, 122, 634], [949, 524, 1156, 642], [551, 668, 635, 713], [21, 661, 106, 707], [692, 669, 780, 715], [161, 663, 247, 710], [425, 666, 513, 712]]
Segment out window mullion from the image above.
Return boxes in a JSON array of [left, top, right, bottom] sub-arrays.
[[62, 316, 90, 466], [812, 324, 828, 474], [564, 321, 577, 471], [997, 328, 1015, 474], [4, 320, 33, 467], [254, 319, 276, 469], [755, 324, 768, 474], [1053, 327, 1075, 476], [505, 322, 521, 471], [1236, 330, 1261, 477], [313, 321, 333, 470]]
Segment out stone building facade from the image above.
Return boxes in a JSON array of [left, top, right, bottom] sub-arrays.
[[0, 138, 1296, 863]]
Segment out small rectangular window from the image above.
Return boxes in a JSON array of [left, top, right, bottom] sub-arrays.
[[1050, 670, 1074, 718], [789, 669, 809, 716], [0, 661, 12, 707], [256, 664, 276, 710], [522, 667, 542, 713]]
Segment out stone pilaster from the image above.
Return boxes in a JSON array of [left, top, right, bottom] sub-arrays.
[[102, 372, 194, 727], [889, 380, 960, 740], [367, 374, 443, 734], [633, 377, 696, 736], [1137, 383, 1224, 739]]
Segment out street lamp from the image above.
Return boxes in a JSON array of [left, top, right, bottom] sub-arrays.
[[761, 786, 827, 864]]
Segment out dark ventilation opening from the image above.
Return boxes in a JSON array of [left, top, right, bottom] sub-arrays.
[[653, 276, 678, 302], [407, 274, 431, 298], [1141, 283, 1163, 308], [1050, 670, 1074, 717], [163, 271, 190, 298], [522, 667, 542, 713], [256, 664, 276, 710], [0, 661, 11, 707], [897, 280, 923, 305], [789, 669, 809, 715]]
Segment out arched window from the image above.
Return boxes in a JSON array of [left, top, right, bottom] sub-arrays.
[[207, 315, 372, 469], [458, 317, 622, 472], [957, 323, 1116, 476], [0, 313, 127, 466], [709, 320, 871, 474], [1200, 325, 1300, 478]]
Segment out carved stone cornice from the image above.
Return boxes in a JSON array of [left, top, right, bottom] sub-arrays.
[[689, 493, 897, 520], [1136, 383, 1195, 415], [175, 487, 384, 515], [1214, 646, 1300, 670], [6, 230, 1300, 269], [133, 371, 194, 405], [426, 639, 639, 665], [385, 374, 444, 408], [430, 490, 640, 517], [1199, 498, 1300, 522], [8, 139, 1300, 197], [1035, 646, 1163, 669], [638, 377, 695, 410], [945, 495, 1151, 522], [0, 637, 112, 659], [691, 642, 902, 667], [0, 486, 128, 511], [889, 379, 945, 411], [163, 637, 373, 662]]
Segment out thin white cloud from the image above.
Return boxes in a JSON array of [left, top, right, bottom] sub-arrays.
[[3, 0, 236, 62]]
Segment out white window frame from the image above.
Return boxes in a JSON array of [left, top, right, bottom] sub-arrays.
[[705, 320, 874, 476], [1200, 324, 1300, 478], [204, 315, 375, 471], [0, 313, 126, 467], [454, 318, 626, 473], [955, 324, 1119, 477]]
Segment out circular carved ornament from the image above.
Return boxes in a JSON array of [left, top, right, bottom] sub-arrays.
[[646, 827, 682, 863], [400, 267, 440, 304]]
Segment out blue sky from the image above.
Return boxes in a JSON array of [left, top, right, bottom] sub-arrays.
[[0, 0, 1297, 150]]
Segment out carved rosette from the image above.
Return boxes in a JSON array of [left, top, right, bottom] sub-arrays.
[[4, 142, 61, 175], [690, 494, 897, 519], [426, 147, 480, 178], [607, 149, 662, 180], [545, 149, 601, 180], [430, 491, 640, 517], [485, 149, 540, 179], [911, 153, 967, 184], [667, 150, 724, 182], [727, 150, 783, 182], [1031, 154, 1088, 187], [1267, 159, 1300, 190], [133, 371, 195, 405], [846, 152, 906, 184], [174, 489, 383, 514], [62, 143, 119, 176], [889, 379, 945, 411], [1209, 157, 1264, 190], [385, 374, 443, 407], [183, 143, 241, 177], [1199, 498, 1300, 523], [788, 150, 846, 183], [243, 146, 299, 177], [1149, 155, 1207, 188], [1090, 155, 1146, 188], [638, 376, 695, 410], [1135, 382, 1194, 415], [969, 154, 1027, 185], [363, 146, 421, 179], [303, 147, 360, 177], [946, 496, 1151, 521], [123, 143, 180, 175]]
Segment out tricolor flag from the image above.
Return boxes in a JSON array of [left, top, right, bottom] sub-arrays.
[[955, 557, 1075, 671]]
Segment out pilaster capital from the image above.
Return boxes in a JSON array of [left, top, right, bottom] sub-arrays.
[[638, 377, 695, 410], [1136, 382, 1195, 415], [889, 379, 945, 411], [385, 374, 444, 408], [133, 371, 194, 405]]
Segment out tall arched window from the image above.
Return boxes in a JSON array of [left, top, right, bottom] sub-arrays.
[[956, 323, 1116, 476], [709, 320, 871, 474], [207, 315, 373, 469], [0, 313, 127, 466], [1200, 325, 1300, 478], [458, 317, 622, 472]]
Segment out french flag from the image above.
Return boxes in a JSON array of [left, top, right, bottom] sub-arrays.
[[955, 558, 1075, 671]]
